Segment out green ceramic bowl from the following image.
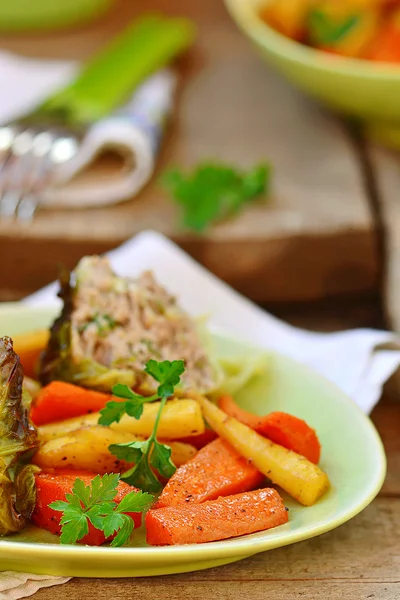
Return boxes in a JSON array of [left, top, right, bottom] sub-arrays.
[[0, 0, 113, 32], [225, 0, 400, 148]]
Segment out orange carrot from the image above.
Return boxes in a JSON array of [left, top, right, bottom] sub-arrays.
[[218, 395, 262, 429], [154, 438, 264, 509], [30, 381, 115, 426], [218, 396, 321, 464], [176, 428, 218, 449], [32, 469, 143, 546], [367, 22, 400, 62], [257, 411, 321, 464], [146, 488, 288, 545]]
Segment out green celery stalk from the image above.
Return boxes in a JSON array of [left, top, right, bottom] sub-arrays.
[[39, 13, 195, 125]]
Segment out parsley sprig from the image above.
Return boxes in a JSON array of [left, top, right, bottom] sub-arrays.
[[308, 9, 360, 45], [99, 359, 185, 493], [99, 359, 185, 424], [161, 162, 270, 232], [49, 473, 153, 546]]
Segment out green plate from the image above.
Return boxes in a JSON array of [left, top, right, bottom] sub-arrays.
[[0, 304, 386, 577]]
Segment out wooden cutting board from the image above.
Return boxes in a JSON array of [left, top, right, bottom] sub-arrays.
[[0, 0, 378, 302]]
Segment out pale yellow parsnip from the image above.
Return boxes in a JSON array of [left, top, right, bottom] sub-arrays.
[[38, 398, 205, 442], [38, 413, 105, 442], [33, 425, 197, 473], [34, 426, 139, 473], [195, 394, 330, 506], [111, 399, 204, 439]]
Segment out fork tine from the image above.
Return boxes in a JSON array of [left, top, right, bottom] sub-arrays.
[[0, 123, 80, 222], [16, 132, 55, 222], [0, 129, 38, 220], [0, 127, 16, 175], [17, 133, 79, 222], [0, 156, 31, 219], [16, 193, 39, 222], [0, 191, 22, 218]]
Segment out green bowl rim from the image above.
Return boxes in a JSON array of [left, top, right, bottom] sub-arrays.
[[225, 0, 400, 80]]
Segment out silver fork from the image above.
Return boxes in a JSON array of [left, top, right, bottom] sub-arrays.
[[0, 119, 81, 222]]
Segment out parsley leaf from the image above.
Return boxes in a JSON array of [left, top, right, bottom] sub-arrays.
[[145, 359, 185, 398], [98, 361, 183, 426], [98, 390, 154, 425], [112, 409, 177, 493], [49, 474, 153, 546], [116, 489, 154, 514], [98, 400, 131, 425], [151, 440, 176, 479], [84, 473, 120, 505], [59, 507, 89, 545], [102, 359, 185, 492], [110, 440, 164, 493], [121, 448, 163, 493], [111, 515, 134, 548], [100, 490, 151, 547], [308, 9, 360, 45], [109, 440, 146, 465], [161, 162, 270, 232]]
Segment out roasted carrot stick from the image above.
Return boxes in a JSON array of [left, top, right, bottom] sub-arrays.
[[218, 396, 321, 463], [176, 428, 218, 449], [218, 395, 262, 429], [154, 437, 264, 509], [258, 411, 321, 464], [32, 469, 142, 546], [146, 488, 288, 545], [30, 381, 114, 426]]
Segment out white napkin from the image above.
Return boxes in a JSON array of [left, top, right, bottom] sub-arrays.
[[0, 572, 69, 599], [0, 51, 176, 208], [6, 229, 399, 598]]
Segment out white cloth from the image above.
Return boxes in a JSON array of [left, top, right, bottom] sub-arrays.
[[0, 51, 176, 208], [26, 230, 400, 415], [0, 572, 69, 599], [4, 229, 400, 598]]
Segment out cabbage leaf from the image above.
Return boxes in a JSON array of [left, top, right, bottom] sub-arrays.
[[0, 337, 38, 535]]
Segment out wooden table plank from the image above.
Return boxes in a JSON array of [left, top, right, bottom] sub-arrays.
[[0, 0, 378, 303]]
